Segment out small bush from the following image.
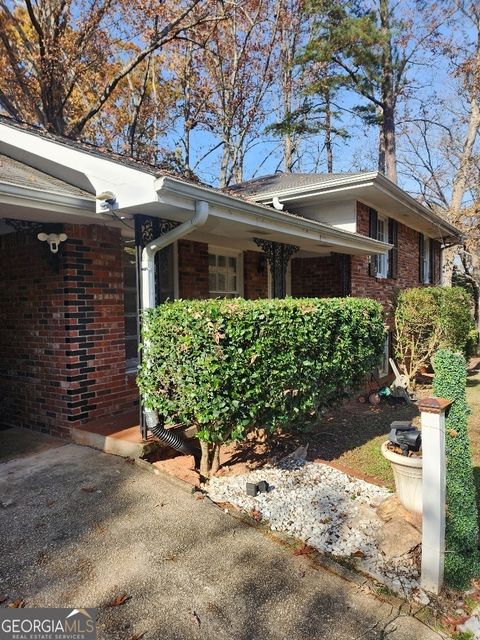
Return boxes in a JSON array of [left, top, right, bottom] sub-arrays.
[[395, 287, 475, 384], [432, 349, 480, 590], [138, 297, 385, 475]]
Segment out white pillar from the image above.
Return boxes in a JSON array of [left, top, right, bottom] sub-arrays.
[[418, 397, 451, 594]]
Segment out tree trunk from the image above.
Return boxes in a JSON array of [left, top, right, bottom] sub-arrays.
[[325, 90, 333, 173], [199, 441, 211, 479], [450, 96, 480, 213], [379, 0, 397, 183], [442, 245, 456, 288], [284, 132, 295, 173], [210, 444, 221, 476], [382, 100, 397, 182]]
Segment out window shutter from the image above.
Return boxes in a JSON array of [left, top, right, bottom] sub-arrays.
[[369, 208, 378, 277], [387, 218, 398, 279], [419, 233, 425, 283], [429, 239, 437, 284]]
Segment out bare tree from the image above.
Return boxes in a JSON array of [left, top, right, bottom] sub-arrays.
[[0, 0, 223, 138]]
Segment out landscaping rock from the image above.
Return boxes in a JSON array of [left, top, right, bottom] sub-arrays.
[[375, 518, 421, 560], [207, 461, 422, 596], [376, 495, 422, 531], [457, 615, 480, 638]]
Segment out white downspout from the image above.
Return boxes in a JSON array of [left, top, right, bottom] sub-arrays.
[[140, 200, 209, 310]]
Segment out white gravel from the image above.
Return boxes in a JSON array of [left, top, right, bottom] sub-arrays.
[[207, 461, 421, 596]]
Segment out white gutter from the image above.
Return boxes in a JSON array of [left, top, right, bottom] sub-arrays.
[[140, 200, 209, 309], [250, 172, 461, 242], [156, 176, 391, 255]]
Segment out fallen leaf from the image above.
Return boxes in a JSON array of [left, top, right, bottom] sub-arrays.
[[81, 485, 96, 493], [129, 633, 145, 640], [0, 595, 7, 604], [46, 500, 56, 507], [191, 610, 201, 626], [8, 599, 26, 608], [443, 614, 469, 631], [107, 593, 131, 607], [352, 550, 365, 558], [162, 556, 177, 562], [250, 509, 262, 522], [293, 544, 315, 556], [125, 457, 135, 464]]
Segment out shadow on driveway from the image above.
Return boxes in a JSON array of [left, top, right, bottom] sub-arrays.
[[0, 444, 442, 640]]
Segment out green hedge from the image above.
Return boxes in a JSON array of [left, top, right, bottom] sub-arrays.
[[137, 298, 385, 471], [395, 287, 475, 384], [432, 349, 480, 590]]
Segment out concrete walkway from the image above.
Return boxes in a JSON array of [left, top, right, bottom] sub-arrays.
[[0, 443, 445, 640]]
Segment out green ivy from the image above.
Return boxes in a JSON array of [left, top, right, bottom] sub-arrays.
[[432, 349, 480, 590], [137, 297, 385, 446]]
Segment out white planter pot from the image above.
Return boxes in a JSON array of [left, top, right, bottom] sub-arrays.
[[381, 441, 423, 515]]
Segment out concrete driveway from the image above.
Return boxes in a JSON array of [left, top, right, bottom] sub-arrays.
[[0, 442, 444, 640]]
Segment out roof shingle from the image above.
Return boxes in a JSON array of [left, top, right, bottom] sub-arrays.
[[0, 153, 94, 200]]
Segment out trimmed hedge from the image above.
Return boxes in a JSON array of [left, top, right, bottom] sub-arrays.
[[432, 349, 480, 590], [137, 297, 385, 473], [395, 287, 475, 384]]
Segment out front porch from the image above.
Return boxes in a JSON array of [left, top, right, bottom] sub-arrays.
[[0, 130, 390, 444]]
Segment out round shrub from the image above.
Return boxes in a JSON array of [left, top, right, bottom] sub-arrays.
[[395, 287, 475, 385], [138, 297, 385, 475], [432, 349, 480, 590]]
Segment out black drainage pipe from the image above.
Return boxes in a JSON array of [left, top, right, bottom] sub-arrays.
[[145, 410, 200, 465]]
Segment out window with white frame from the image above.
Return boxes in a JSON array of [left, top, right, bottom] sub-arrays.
[[376, 216, 389, 278], [208, 251, 241, 298], [378, 334, 390, 378]]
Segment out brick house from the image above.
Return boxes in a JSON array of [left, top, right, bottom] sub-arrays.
[[0, 117, 461, 441]]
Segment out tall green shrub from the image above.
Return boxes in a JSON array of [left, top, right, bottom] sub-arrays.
[[395, 287, 475, 385], [432, 349, 480, 590], [138, 297, 385, 476]]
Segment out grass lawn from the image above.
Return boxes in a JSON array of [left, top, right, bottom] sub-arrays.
[[303, 361, 480, 494]]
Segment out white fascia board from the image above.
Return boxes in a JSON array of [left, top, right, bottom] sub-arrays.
[[252, 170, 461, 241], [156, 176, 391, 255], [0, 124, 158, 213], [253, 173, 379, 202], [373, 174, 461, 240], [0, 181, 98, 219]]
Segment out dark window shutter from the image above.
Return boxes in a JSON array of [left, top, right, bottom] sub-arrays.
[[388, 218, 398, 279], [429, 239, 436, 284], [369, 208, 378, 277], [419, 233, 425, 283]]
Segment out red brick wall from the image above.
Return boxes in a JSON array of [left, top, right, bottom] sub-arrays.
[[352, 201, 441, 326], [243, 250, 268, 299], [0, 224, 137, 438], [178, 239, 209, 299], [291, 254, 348, 298]]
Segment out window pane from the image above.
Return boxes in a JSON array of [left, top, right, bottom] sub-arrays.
[[125, 316, 138, 338], [217, 255, 226, 268], [123, 246, 137, 288], [125, 337, 138, 360], [209, 253, 215, 266], [217, 273, 226, 290], [228, 275, 237, 291], [228, 256, 236, 269], [124, 289, 137, 314]]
